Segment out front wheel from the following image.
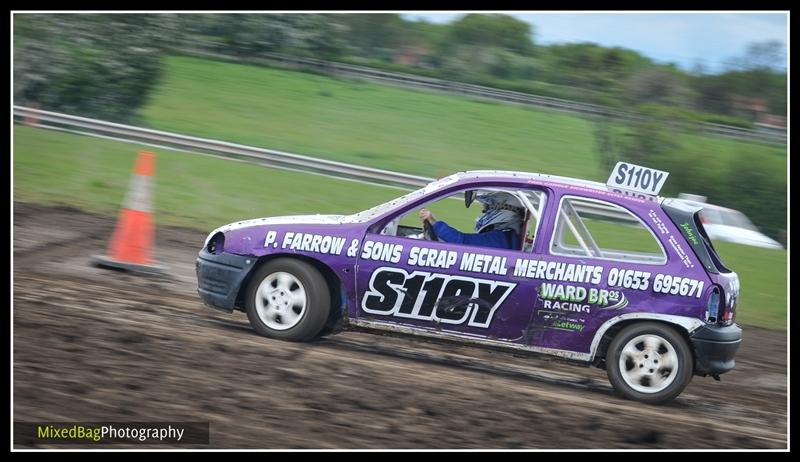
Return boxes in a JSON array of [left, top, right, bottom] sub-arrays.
[[245, 258, 331, 341], [606, 322, 694, 404]]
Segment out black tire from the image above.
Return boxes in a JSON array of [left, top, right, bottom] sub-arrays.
[[606, 322, 694, 405], [244, 258, 331, 342]]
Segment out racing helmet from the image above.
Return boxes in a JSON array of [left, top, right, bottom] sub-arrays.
[[474, 191, 525, 233]]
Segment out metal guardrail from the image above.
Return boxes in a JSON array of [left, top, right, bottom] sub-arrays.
[[13, 106, 432, 189], [178, 45, 787, 145], [14, 105, 634, 221], [701, 122, 787, 144]]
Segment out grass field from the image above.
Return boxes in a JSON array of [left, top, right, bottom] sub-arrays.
[[141, 57, 598, 179], [138, 56, 786, 184], [13, 126, 786, 329], [12, 126, 409, 231], [712, 241, 787, 330]]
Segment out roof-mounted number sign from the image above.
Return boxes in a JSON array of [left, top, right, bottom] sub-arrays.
[[607, 162, 669, 196]]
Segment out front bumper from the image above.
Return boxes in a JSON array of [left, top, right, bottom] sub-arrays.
[[196, 248, 258, 312], [690, 323, 742, 376]]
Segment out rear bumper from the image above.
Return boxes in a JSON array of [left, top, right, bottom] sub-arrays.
[[196, 248, 257, 312], [690, 323, 742, 376]]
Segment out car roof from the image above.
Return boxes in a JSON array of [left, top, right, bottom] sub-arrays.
[[453, 170, 662, 200], [457, 170, 606, 189], [348, 169, 663, 224]]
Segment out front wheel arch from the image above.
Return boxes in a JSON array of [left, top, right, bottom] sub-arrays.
[[243, 255, 347, 341], [236, 253, 347, 329]]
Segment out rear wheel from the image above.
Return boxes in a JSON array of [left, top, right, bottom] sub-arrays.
[[606, 322, 694, 404], [245, 258, 331, 341]]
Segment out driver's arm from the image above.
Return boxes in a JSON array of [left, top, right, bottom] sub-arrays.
[[420, 209, 506, 247], [420, 209, 467, 243], [433, 221, 515, 249]]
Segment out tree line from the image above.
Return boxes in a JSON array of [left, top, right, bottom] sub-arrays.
[[14, 14, 786, 125]]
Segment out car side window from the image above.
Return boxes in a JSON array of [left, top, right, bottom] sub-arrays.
[[378, 187, 546, 252], [380, 190, 476, 239], [550, 196, 667, 264]]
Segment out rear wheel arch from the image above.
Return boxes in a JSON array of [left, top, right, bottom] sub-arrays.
[[593, 318, 696, 368]]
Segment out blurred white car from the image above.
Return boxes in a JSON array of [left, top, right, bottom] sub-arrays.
[[675, 194, 783, 249]]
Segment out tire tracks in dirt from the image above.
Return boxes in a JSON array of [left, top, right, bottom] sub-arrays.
[[12, 203, 787, 448]]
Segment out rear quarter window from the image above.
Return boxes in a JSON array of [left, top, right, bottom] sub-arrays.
[[550, 196, 667, 265]]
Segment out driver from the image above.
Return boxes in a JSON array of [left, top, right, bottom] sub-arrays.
[[419, 191, 525, 250]]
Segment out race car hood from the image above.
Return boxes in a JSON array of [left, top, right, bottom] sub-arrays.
[[202, 213, 373, 259], [204, 214, 348, 247]]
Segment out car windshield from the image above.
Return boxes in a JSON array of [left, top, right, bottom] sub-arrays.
[[342, 174, 461, 223]]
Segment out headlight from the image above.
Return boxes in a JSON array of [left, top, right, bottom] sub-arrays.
[[206, 232, 225, 255]]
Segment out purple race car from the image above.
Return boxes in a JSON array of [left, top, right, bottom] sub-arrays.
[[196, 164, 741, 404]]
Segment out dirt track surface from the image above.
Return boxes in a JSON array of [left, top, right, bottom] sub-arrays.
[[13, 202, 788, 449]]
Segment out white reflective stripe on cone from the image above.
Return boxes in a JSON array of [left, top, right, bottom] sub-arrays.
[[123, 174, 153, 213]]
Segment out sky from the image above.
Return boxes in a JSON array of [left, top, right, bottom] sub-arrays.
[[402, 12, 788, 73]]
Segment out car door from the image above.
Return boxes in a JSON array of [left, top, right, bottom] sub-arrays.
[[525, 193, 671, 355], [353, 185, 548, 343]]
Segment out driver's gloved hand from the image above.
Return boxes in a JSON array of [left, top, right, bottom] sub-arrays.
[[419, 208, 437, 225]]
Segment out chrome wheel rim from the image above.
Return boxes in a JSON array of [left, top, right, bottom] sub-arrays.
[[619, 334, 678, 394], [255, 272, 307, 331]]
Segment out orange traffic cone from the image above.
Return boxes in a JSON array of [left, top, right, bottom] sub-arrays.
[[93, 151, 164, 274]]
